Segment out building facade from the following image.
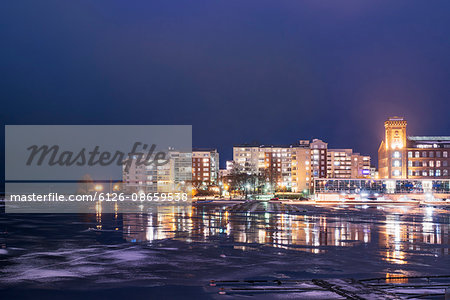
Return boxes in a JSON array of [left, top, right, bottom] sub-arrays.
[[291, 145, 311, 193], [157, 151, 192, 193], [378, 117, 450, 179], [310, 139, 328, 179], [192, 148, 220, 185], [122, 156, 157, 194], [327, 149, 371, 179], [406, 137, 450, 178], [233, 145, 294, 189], [123, 150, 192, 194], [233, 139, 370, 193], [378, 117, 408, 179]]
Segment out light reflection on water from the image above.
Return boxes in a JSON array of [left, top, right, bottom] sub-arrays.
[[0, 202, 449, 290], [380, 206, 449, 265], [114, 203, 450, 263]]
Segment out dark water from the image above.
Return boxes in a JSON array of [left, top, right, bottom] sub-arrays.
[[0, 203, 449, 299]]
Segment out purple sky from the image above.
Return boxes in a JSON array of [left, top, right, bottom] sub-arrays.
[[1, 1, 450, 168]]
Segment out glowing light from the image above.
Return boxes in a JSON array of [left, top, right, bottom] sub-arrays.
[[391, 142, 403, 150]]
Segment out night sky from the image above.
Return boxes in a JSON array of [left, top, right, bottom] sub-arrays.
[[1, 1, 450, 171]]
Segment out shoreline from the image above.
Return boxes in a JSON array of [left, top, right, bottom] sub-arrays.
[[193, 198, 450, 207]]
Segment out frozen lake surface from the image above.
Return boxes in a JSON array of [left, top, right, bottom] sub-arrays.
[[0, 203, 449, 299]]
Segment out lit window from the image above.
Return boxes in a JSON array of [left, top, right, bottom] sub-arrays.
[[422, 171, 427, 176], [393, 170, 400, 177], [444, 169, 448, 176], [437, 161, 441, 167], [393, 160, 401, 167], [408, 161, 412, 167], [393, 151, 401, 158], [429, 170, 434, 176], [436, 170, 441, 176], [415, 151, 420, 158], [444, 151, 448, 158], [430, 161, 434, 167], [408, 151, 412, 158]]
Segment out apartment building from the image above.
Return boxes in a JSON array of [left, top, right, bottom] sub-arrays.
[[232, 146, 264, 174], [233, 145, 293, 188], [122, 156, 157, 194], [157, 151, 192, 193], [327, 149, 371, 178], [122, 150, 192, 194], [192, 148, 220, 185], [233, 139, 371, 193], [310, 139, 328, 179], [291, 145, 311, 193]]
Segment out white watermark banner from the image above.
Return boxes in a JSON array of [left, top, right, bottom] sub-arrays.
[[5, 125, 192, 213]]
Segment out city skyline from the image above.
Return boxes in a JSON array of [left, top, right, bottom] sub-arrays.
[[201, 114, 450, 169], [120, 116, 450, 197]]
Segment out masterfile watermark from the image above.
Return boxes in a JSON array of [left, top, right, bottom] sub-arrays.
[[9, 192, 189, 202], [26, 142, 170, 172], [5, 125, 193, 213]]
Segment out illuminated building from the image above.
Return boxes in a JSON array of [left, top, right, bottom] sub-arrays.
[[232, 145, 265, 174], [291, 144, 310, 193], [309, 139, 328, 179], [406, 137, 450, 179], [123, 150, 192, 194], [233, 144, 294, 189], [378, 117, 408, 179], [157, 150, 192, 193], [122, 155, 157, 193], [327, 149, 371, 178], [233, 139, 370, 192], [192, 148, 219, 185], [378, 117, 450, 179]]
